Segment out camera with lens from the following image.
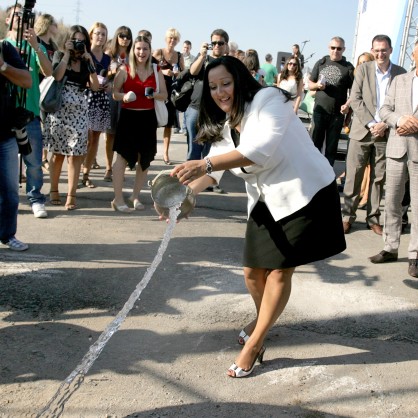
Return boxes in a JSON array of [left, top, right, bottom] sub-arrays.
[[206, 43, 213, 50], [145, 87, 154, 97], [11, 107, 34, 155], [73, 39, 85, 52]]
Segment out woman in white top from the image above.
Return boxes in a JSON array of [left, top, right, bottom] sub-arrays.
[[170, 56, 346, 378], [277, 56, 304, 113]]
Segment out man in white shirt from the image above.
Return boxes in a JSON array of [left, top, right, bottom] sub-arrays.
[[182, 40, 195, 70], [342, 35, 406, 235]]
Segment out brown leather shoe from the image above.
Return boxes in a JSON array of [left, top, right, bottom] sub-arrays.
[[408, 258, 418, 278], [367, 224, 383, 235], [343, 221, 351, 234], [369, 250, 398, 264]]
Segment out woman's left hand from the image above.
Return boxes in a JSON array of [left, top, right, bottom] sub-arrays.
[[171, 160, 206, 185]]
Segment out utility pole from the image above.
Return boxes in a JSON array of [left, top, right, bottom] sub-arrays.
[[74, 0, 81, 25], [399, 0, 418, 69]]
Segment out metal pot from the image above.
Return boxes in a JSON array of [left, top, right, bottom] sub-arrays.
[[149, 170, 195, 220]]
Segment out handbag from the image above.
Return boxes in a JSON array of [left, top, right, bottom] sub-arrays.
[[39, 75, 67, 113], [152, 63, 168, 127], [171, 70, 195, 112]]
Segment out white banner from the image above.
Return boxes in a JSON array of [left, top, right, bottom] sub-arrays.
[[353, 0, 409, 65]]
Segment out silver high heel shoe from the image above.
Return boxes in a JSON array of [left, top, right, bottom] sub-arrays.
[[227, 346, 266, 378], [238, 329, 250, 345]]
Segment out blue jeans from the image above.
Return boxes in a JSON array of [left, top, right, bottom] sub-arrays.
[[0, 137, 19, 242], [311, 109, 345, 167], [23, 118, 45, 205], [185, 106, 211, 160]]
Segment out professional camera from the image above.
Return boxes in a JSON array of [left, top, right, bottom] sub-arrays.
[[11, 106, 34, 155], [73, 39, 85, 52]]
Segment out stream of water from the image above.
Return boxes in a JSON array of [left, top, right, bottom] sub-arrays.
[[37, 206, 180, 417]]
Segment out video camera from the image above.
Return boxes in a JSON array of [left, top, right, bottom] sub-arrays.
[[12, 107, 34, 155], [8, 0, 36, 155]]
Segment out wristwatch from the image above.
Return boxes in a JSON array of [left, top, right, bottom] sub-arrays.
[[204, 157, 213, 175], [0, 62, 8, 72]]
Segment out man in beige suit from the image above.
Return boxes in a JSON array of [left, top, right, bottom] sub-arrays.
[[369, 41, 418, 278], [342, 35, 406, 235]]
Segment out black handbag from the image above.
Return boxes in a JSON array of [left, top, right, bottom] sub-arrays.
[[39, 75, 67, 113], [171, 70, 195, 112]]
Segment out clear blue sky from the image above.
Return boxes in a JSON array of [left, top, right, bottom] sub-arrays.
[[2, 0, 359, 71]]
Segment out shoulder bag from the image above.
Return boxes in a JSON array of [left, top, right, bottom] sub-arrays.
[[152, 63, 168, 127], [171, 69, 195, 112], [40, 75, 68, 113]]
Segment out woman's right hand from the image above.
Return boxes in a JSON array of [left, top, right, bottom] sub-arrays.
[[171, 160, 206, 185]]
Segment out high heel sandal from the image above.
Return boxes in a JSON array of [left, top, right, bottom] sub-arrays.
[[103, 169, 112, 182], [82, 173, 96, 188], [111, 200, 133, 213], [49, 190, 62, 206], [238, 320, 256, 345], [238, 329, 250, 345], [227, 346, 266, 378], [128, 197, 145, 211], [65, 195, 77, 211], [92, 159, 101, 169]]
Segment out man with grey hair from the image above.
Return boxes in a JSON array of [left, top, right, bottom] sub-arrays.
[[228, 41, 238, 57], [261, 53, 278, 86], [309, 36, 354, 166]]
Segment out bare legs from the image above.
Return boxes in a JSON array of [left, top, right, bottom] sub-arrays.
[[105, 132, 115, 179], [82, 130, 101, 187], [67, 155, 84, 199], [129, 163, 148, 204], [112, 153, 127, 206], [48, 153, 84, 209], [163, 127, 171, 163], [49, 153, 65, 195], [227, 266, 294, 375], [112, 152, 147, 208]]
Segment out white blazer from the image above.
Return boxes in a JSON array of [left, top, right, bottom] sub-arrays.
[[207, 88, 335, 222]]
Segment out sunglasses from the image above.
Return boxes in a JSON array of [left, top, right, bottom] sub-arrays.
[[118, 34, 131, 40], [330, 46, 343, 51], [288, 62, 297, 66], [211, 41, 225, 46]]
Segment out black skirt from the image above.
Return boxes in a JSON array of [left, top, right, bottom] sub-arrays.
[[243, 181, 346, 269], [113, 108, 157, 170]]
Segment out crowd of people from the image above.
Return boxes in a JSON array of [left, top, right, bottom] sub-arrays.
[[0, 3, 416, 378]]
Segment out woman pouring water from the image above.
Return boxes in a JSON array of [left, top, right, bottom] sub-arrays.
[[169, 56, 346, 378]]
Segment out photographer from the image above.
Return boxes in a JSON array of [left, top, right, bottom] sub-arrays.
[[5, 2, 52, 219], [0, 39, 32, 251]]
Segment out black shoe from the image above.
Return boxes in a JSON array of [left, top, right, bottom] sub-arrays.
[[369, 250, 398, 264], [408, 258, 418, 278]]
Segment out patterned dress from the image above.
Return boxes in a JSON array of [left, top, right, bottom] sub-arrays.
[[43, 52, 91, 156], [87, 52, 111, 132]]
